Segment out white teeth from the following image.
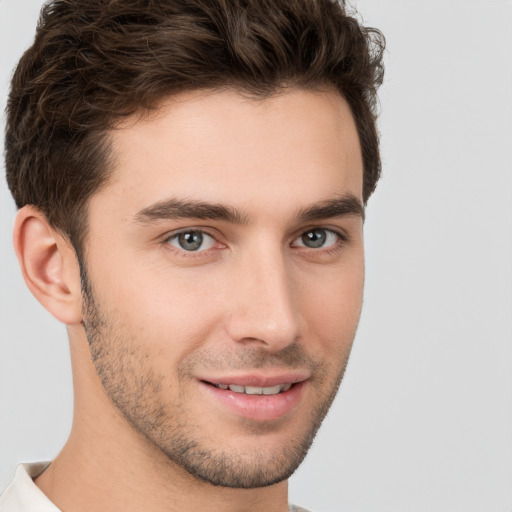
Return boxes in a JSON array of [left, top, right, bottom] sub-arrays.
[[262, 385, 282, 395], [245, 386, 264, 395], [214, 383, 293, 395], [228, 384, 245, 393]]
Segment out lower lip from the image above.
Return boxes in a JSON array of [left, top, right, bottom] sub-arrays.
[[200, 381, 305, 422]]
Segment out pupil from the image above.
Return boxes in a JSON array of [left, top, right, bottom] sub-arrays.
[[302, 229, 326, 248], [179, 231, 203, 251]]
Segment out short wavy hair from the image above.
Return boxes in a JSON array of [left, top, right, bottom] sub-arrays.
[[5, 0, 385, 252]]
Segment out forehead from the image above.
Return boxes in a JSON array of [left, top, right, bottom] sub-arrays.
[[92, 88, 363, 220]]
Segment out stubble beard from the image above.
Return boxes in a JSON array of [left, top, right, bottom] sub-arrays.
[[80, 265, 352, 489]]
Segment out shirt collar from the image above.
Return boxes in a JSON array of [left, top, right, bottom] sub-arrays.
[[0, 462, 59, 512]]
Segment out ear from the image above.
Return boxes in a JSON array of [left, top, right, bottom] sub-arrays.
[[13, 205, 83, 325]]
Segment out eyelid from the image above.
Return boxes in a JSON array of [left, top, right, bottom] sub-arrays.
[[162, 225, 222, 241], [291, 226, 348, 247], [162, 227, 225, 254]]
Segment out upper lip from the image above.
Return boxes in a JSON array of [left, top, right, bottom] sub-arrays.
[[198, 372, 309, 388]]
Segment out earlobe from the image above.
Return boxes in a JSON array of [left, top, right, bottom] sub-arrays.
[[13, 206, 83, 325]]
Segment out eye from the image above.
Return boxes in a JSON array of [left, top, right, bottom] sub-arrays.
[[166, 230, 216, 252], [293, 228, 341, 249]]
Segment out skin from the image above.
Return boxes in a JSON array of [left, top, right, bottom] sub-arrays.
[[14, 88, 364, 512]]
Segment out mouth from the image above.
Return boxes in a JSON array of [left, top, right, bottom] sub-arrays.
[[198, 375, 307, 422], [207, 382, 293, 395]]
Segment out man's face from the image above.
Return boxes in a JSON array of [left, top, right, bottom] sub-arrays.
[[80, 88, 364, 488]]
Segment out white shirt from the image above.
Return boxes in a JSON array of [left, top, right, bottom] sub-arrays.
[[0, 463, 59, 512]]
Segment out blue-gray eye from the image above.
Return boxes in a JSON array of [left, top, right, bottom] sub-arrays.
[[167, 230, 215, 252], [295, 228, 338, 248]]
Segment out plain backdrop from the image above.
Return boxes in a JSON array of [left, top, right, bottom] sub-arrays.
[[1, 1, 511, 511]]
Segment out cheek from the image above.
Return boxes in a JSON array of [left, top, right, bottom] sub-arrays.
[[95, 261, 226, 360], [297, 257, 364, 354]]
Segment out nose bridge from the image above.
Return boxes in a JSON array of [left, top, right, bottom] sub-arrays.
[[225, 241, 300, 350]]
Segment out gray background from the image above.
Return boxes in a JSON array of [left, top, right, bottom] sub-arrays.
[[1, 1, 511, 511]]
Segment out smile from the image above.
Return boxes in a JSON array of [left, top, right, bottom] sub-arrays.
[[211, 383, 293, 395], [202, 379, 305, 421]]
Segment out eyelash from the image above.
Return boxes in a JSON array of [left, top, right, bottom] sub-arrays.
[[163, 229, 222, 258], [291, 228, 348, 251], [162, 227, 348, 258]]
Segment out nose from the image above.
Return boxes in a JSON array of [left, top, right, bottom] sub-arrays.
[[224, 247, 301, 351]]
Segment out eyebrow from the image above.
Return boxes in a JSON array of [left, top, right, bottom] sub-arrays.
[[296, 194, 365, 223], [134, 198, 249, 224], [133, 194, 364, 225]]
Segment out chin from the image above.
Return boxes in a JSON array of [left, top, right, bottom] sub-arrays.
[[164, 439, 313, 489]]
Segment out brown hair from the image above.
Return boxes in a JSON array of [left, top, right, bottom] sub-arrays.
[[5, 0, 385, 253]]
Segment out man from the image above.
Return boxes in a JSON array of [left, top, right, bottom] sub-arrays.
[[1, 0, 384, 511]]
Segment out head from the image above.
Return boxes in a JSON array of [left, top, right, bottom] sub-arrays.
[[6, 0, 384, 490]]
